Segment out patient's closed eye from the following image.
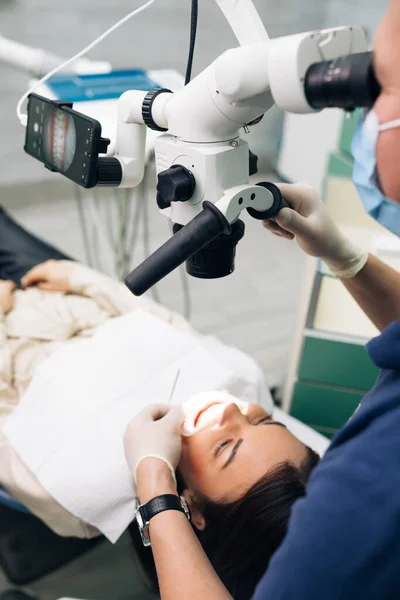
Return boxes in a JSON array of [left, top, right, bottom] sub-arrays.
[[256, 416, 273, 425], [215, 439, 233, 457], [222, 439, 243, 469], [256, 416, 286, 428]]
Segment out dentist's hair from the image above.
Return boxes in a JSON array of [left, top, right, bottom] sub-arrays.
[[129, 446, 319, 600]]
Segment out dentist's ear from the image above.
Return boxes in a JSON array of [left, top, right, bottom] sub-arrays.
[[181, 489, 206, 531]]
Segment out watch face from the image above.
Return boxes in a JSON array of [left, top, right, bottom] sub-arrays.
[[135, 496, 191, 549], [136, 507, 151, 547], [180, 496, 191, 521]]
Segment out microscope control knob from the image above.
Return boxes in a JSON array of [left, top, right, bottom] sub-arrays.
[[157, 165, 196, 210], [97, 157, 123, 186]]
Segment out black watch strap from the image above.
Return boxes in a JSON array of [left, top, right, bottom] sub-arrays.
[[139, 494, 189, 522]]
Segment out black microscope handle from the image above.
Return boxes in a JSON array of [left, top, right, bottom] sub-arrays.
[[247, 182, 289, 220], [124, 201, 231, 296]]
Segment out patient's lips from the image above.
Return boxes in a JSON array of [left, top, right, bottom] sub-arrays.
[[195, 403, 226, 429], [194, 403, 217, 427], [182, 391, 248, 436]]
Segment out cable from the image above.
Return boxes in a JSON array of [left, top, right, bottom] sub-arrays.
[[184, 0, 198, 85], [179, 262, 192, 321], [16, 0, 158, 126], [128, 187, 144, 267], [170, 223, 192, 321], [143, 173, 161, 303], [123, 187, 137, 274], [73, 184, 95, 267], [120, 188, 131, 277]]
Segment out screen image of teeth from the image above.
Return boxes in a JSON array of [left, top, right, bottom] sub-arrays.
[[43, 106, 76, 172]]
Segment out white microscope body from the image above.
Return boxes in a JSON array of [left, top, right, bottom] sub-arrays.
[[15, 0, 370, 294], [112, 0, 368, 294], [114, 0, 366, 227]]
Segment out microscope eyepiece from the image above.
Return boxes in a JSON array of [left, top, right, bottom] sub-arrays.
[[304, 51, 381, 112]]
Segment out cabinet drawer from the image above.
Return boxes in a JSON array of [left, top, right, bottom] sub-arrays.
[[290, 382, 364, 430], [299, 336, 379, 391]]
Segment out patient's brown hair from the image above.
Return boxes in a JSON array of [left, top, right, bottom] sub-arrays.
[[129, 446, 320, 599]]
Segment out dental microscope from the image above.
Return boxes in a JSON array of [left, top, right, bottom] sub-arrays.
[[22, 0, 381, 295]]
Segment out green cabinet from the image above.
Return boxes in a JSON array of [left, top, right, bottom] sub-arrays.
[[291, 381, 364, 436], [288, 332, 378, 435], [283, 109, 385, 438], [299, 336, 379, 391]]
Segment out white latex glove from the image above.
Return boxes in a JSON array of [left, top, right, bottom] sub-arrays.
[[124, 404, 184, 484], [263, 182, 369, 278]]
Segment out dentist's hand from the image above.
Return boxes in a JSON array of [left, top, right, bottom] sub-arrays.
[[124, 404, 184, 486], [263, 182, 369, 278]]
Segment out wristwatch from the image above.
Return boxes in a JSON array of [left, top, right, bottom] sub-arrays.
[[135, 494, 191, 547]]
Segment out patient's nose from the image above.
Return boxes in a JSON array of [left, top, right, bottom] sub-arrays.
[[220, 403, 246, 426]]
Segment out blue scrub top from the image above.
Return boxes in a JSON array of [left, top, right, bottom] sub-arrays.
[[253, 319, 400, 600]]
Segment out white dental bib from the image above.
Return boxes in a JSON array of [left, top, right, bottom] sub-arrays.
[[4, 310, 270, 542]]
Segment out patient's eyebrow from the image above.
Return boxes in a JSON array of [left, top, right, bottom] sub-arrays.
[[222, 438, 243, 469]]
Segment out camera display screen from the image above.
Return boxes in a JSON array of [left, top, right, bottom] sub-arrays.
[[24, 94, 102, 187], [43, 107, 76, 171]]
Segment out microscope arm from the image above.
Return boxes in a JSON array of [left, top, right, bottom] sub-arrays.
[[214, 0, 270, 45], [112, 90, 148, 188]]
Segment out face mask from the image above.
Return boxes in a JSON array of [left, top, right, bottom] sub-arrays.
[[352, 110, 400, 236]]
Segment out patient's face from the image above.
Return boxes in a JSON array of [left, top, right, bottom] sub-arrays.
[[178, 399, 308, 503]]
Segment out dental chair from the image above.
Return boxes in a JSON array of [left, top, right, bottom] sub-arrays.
[[0, 488, 102, 600]]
